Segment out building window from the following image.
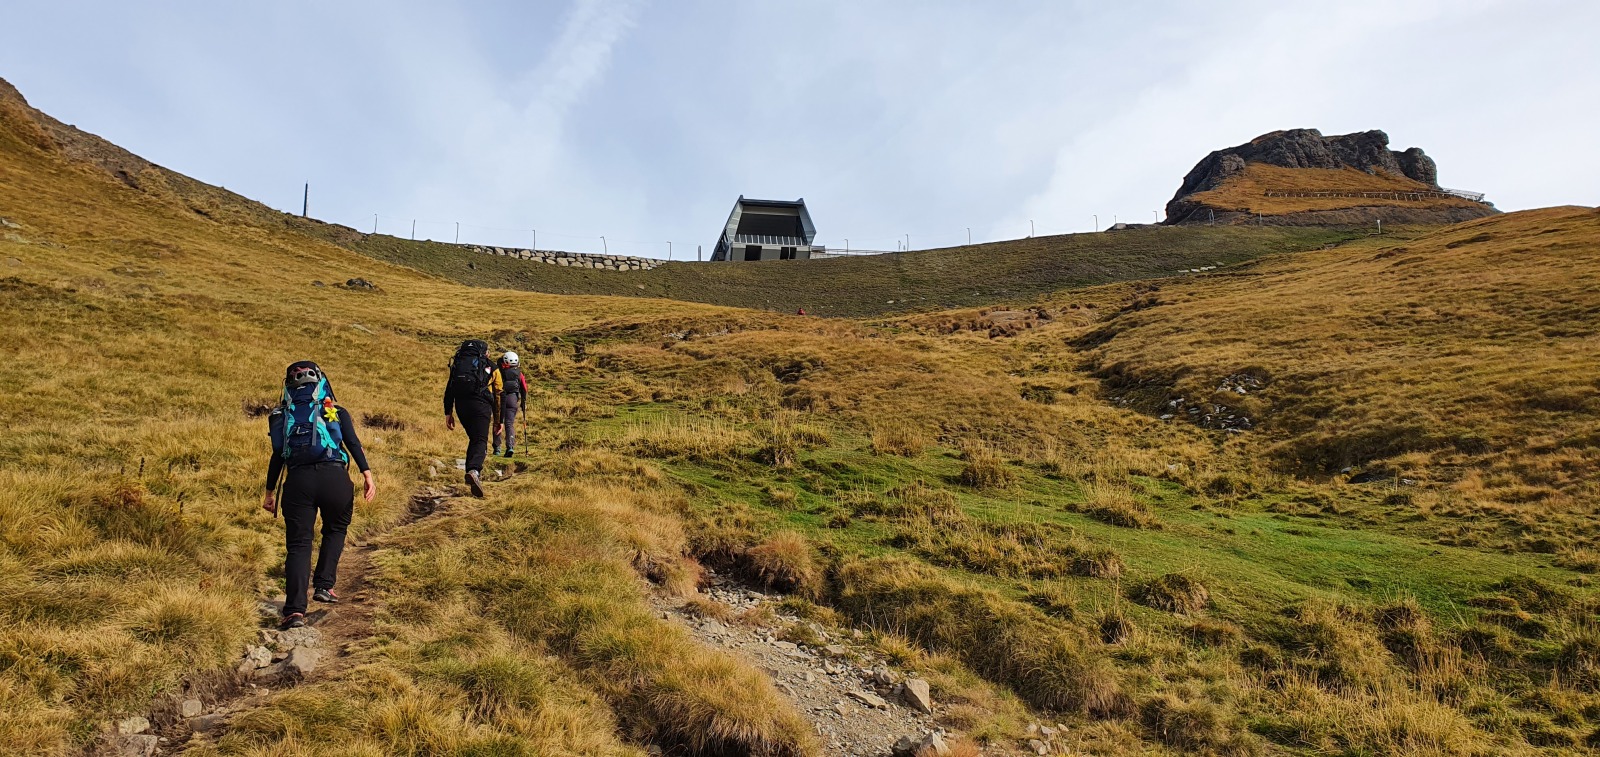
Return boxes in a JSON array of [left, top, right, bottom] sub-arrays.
[[744, 245, 762, 261], [780, 247, 797, 260]]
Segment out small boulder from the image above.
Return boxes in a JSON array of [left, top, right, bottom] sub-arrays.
[[285, 647, 321, 677], [115, 734, 159, 757], [345, 277, 376, 290], [902, 678, 934, 714], [873, 668, 900, 686], [918, 732, 951, 756], [848, 689, 888, 709], [244, 645, 273, 668], [275, 625, 323, 650], [823, 644, 849, 657], [180, 698, 204, 718], [188, 713, 226, 733], [115, 715, 151, 734], [1028, 738, 1049, 755]]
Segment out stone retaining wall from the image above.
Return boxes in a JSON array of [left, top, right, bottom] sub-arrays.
[[463, 244, 663, 271]]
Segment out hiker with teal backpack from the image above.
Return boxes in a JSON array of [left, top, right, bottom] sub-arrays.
[[262, 361, 375, 630]]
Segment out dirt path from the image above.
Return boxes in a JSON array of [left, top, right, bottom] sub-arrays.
[[95, 487, 453, 756], [655, 569, 956, 757]]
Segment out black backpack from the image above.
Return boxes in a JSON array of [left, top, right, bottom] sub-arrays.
[[448, 339, 493, 400]]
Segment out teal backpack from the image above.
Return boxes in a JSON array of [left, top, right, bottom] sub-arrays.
[[270, 373, 348, 467]]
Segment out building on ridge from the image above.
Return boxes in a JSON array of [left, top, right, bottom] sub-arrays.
[[710, 197, 822, 262]]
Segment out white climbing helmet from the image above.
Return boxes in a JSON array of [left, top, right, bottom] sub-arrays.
[[502, 351, 520, 367]]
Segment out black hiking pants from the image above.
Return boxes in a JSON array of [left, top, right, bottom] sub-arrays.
[[458, 396, 494, 475], [494, 395, 521, 453], [281, 462, 354, 617]]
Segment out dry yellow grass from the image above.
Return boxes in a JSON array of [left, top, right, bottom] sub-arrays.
[[1188, 163, 1489, 215]]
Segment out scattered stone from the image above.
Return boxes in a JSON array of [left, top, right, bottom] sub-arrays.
[[188, 713, 226, 733], [1029, 738, 1050, 755], [256, 629, 280, 645], [1040, 725, 1058, 738], [0, 218, 19, 229], [115, 715, 151, 734], [344, 277, 376, 290], [285, 646, 321, 676], [312, 280, 324, 287], [256, 601, 280, 619], [115, 734, 159, 757], [244, 645, 273, 669], [833, 702, 850, 717], [350, 323, 373, 334], [276, 625, 323, 650], [180, 698, 204, 718], [902, 678, 934, 714], [873, 668, 900, 686], [848, 689, 888, 709], [3, 257, 20, 268], [252, 662, 286, 680], [824, 644, 849, 657]]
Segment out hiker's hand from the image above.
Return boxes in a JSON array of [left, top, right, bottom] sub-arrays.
[[445, 414, 455, 431], [362, 470, 376, 502], [262, 491, 277, 516], [493, 423, 502, 436]]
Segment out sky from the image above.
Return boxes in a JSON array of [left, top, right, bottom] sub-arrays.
[[3, 0, 1597, 258]]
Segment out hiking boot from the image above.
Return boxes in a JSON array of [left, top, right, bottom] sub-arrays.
[[466, 470, 485, 498], [492, 446, 501, 456], [280, 612, 306, 630], [313, 588, 339, 604], [503, 449, 514, 458]]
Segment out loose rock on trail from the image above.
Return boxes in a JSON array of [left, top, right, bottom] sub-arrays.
[[654, 569, 960, 757]]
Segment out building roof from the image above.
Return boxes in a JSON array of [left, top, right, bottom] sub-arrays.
[[715, 196, 817, 255]]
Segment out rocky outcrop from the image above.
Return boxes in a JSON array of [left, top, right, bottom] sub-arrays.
[[463, 244, 664, 271], [1164, 129, 1494, 225]]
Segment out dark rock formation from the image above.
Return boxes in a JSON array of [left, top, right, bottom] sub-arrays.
[[1163, 129, 1492, 225]]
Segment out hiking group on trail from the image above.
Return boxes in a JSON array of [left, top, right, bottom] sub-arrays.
[[262, 361, 376, 630], [262, 343, 523, 630], [442, 339, 527, 497]]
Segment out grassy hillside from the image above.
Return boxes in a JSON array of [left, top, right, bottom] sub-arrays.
[[322, 224, 1357, 318], [6, 74, 1600, 757], [1060, 206, 1600, 553], [1186, 164, 1491, 216]]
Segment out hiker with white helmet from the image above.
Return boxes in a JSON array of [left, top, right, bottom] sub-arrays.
[[262, 361, 376, 630], [493, 351, 529, 458]]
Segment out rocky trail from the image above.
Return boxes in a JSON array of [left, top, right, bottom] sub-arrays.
[[93, 487, 453, 757], [654, 570, 964, 757]]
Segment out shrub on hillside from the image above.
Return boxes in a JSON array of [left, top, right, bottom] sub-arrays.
[[833, 556, 1130, 716], [957, 448, 1017, 489], [1082, 484, 1159, 529], [1140, 694, 1260, 755], [1131, 573, 1211, 615], [871, 422, 928, 457], [744, 531, 820, 598]]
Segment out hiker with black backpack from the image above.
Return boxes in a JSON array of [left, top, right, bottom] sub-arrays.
[[262, 361, 376, 630], [444, 339, 499, 497], [492, 351, 528, 458]]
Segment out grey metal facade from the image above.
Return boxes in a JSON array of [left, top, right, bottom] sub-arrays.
[[710, 197, 824, 262]]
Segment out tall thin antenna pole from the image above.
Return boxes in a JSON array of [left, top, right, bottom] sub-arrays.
[[905, 233, 910, 251], [697, 244, 702, 262], [302, 183, 308, 217], [454, 222, 460, 244], [411, 220, 416, 240], [966, 227, 971, 245], [1094, 214, 1098, 232], [600, 236, 607, 254], [372, 214, 378, 234], [667, 241, 672, 260], [532, 229, 537, 251], [1029, 220, 1035, 237]]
